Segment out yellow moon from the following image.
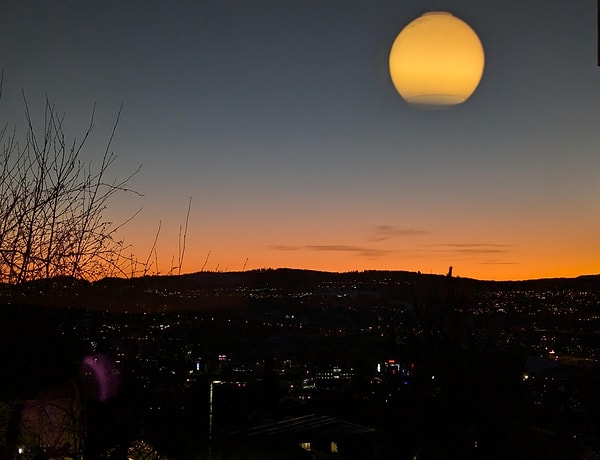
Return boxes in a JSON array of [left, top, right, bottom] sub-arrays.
[[389, 11, 485, 106]]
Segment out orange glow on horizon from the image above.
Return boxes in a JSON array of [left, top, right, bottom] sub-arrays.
[[117, 234, 598, 282]]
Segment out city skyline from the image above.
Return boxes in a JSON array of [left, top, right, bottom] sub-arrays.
[[0, 0, 598, 281]]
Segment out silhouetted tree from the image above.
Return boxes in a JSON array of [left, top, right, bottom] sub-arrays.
[[0, 79, 140, 283]]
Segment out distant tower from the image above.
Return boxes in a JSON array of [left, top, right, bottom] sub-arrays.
[[447, 266, 453, 277]]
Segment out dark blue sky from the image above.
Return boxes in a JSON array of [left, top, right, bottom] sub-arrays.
[[1, 0, 598, 279]]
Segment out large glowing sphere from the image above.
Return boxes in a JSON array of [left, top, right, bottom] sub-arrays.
[[389, 11, 485, 106]]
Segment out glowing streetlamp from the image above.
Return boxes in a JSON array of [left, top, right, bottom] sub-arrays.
[[209, 380, 221, 442], [389, 11, 485, 106]]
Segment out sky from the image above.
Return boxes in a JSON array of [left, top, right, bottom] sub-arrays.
[[0, 0, 598, 281]]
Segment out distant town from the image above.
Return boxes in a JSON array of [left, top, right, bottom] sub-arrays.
[[2, 268, 600, 459]]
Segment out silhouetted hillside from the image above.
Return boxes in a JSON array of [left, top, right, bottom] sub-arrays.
[[1, 269, 599, 313]]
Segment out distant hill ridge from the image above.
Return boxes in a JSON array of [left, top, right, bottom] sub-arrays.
[[1, 268, 599, 313]]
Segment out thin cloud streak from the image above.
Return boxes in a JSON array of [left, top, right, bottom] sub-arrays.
[[307, 245, 391, 258], [306, 245, 367, 252], [430, 244, 510, 248], [269, 245, 301, 251], [370, 225, 429, 242], [424, 243, 512, 255], [269, 244, 392, 258], [480, 260, 519, 265], [452, 248, 508, 254]]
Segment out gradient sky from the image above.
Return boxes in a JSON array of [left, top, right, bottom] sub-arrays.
[[1, 0, 598, 280]]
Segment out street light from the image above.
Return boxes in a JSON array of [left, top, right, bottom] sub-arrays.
[[209, 380, 222, 442]]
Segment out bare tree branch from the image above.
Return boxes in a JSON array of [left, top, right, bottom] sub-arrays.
[[0, 92, 141, 283]]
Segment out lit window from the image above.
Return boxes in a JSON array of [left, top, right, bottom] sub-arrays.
[[300, 442, 311, 452]]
